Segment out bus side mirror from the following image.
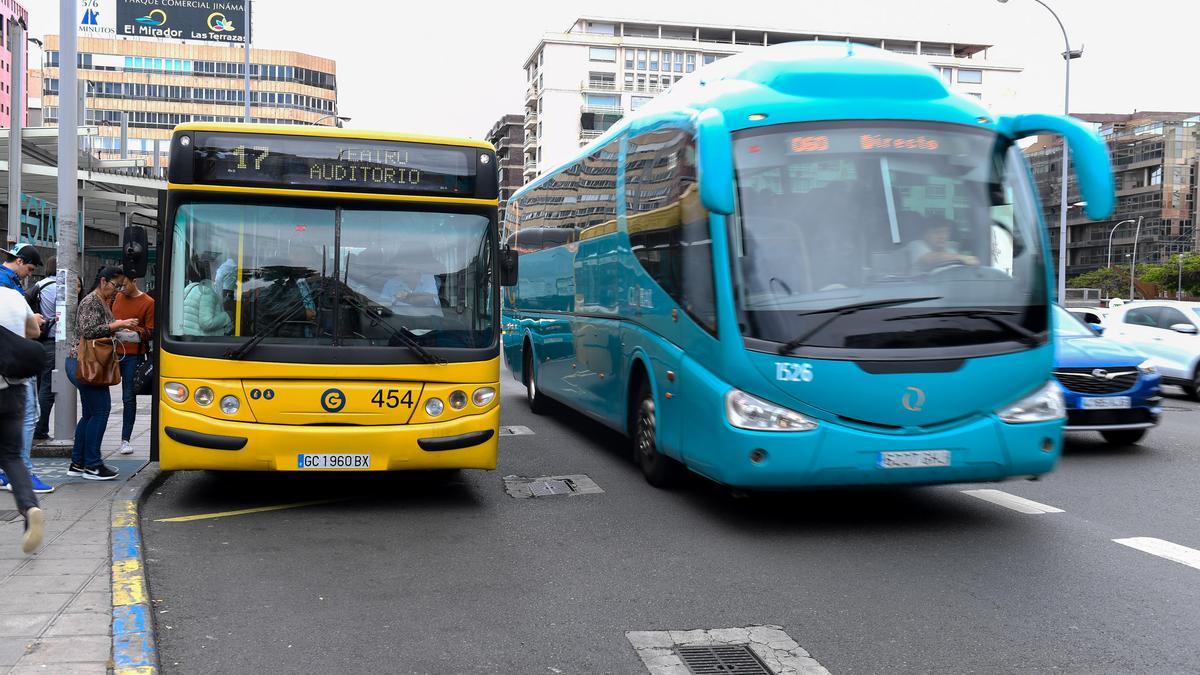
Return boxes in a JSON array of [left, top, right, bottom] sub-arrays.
[[697, 108, 735, 215], [997, 113, 1115, 221], [122, 225, 149, 279], [500, 247, 519, 287]]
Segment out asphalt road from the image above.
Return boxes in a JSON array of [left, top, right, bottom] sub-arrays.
[[141, 376, 1200, 674]]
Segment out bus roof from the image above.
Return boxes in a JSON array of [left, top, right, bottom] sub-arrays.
[[171, 122, 494, 152], [517, 41, 992, 198]]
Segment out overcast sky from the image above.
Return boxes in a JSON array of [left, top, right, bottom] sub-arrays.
[[29, 0, 1200, 138]]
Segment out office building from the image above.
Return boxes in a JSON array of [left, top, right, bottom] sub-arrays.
[[0, 0, 29, 128], [522, 16, 1022, 181], [1025, 112, 1199, 277], [485, 114, 525, 223], [39, 35, 338, 169]]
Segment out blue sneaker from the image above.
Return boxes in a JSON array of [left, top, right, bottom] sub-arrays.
[[0, 473, 8, 491], [30, 475, 54, 494]]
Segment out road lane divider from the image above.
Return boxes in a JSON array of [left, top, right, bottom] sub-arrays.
[[961, 489, 1065, 514], [154, 498, 349, 523], [1114, 537, 1200, 572]]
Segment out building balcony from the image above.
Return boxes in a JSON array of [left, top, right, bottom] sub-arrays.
[[524, 112, 538, 128], [581, 79, 618, 91], [581, 105, 623, 115], [580, 130, 605, 142]]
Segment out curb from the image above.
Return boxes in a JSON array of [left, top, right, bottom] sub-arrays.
[[110, 462, 166, 675]]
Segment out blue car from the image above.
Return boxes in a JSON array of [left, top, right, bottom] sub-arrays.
[[1053, 305, 1162, 445]]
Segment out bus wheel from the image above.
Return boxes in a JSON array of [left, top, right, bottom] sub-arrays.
[[523, 346, 549, 415], [632, 383, 683, 488]]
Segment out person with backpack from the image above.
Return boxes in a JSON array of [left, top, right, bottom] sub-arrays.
[[27, 266, 57, 441], [0, 244, 54, 494], [0, 284, 46, 553]]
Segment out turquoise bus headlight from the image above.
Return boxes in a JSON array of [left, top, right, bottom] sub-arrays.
[[995, 381, 1065, 424], [725, 389, 819, 432]]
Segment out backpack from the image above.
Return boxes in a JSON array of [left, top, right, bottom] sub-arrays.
[[25, 278, 55, 341]]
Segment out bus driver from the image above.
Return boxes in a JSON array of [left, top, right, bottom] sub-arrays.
[[908, 215, 979, 273]]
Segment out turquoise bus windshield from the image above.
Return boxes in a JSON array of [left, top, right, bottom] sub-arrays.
[[730, 121, 1047, 353]]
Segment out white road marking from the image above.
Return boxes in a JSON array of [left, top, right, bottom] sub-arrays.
[[961, 489, 1065, 514], [626, 625, 829, 675], [1114, 537, 1200, 571]]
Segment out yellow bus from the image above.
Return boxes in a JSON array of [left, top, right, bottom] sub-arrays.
[[151, 123, 515, 471]]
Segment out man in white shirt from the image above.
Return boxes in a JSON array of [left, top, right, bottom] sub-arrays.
[[907, 216, 979, 273], [0, 286, 45, 553]]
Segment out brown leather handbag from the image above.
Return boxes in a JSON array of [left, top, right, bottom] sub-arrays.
[[76, 337, 121, 386]]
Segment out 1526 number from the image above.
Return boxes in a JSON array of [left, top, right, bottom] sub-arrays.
[[371, 389, 414, 409]]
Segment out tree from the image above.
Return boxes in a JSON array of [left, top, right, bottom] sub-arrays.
[[1137, 253, 1200, 298], [1068, 266, 1128, 298]]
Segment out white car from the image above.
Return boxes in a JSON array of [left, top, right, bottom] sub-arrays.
[[1103, 300, 1200, 399], [1066, 306, 1108, 326]]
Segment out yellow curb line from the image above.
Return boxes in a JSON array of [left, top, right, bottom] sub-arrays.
[[153, 498, 348, 523]]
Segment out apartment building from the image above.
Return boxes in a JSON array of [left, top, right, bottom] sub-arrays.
[[0, 0, 29, 127], [485, 114, 526, 222], [522, 16, 1022, 181], [39, 35, 338, 169], [1025, 112, 1199, 277]]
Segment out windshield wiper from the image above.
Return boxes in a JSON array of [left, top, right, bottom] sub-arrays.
[[778, 296, 943, 354], [338, 293, 445, 365], [884, 308, 1043, 345], [224, 286, 322, 360]]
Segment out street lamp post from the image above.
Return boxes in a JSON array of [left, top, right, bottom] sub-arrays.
[[1179, 253, 1186, 301], [1106, 218, 1137, 268], [1128, 215, 1143, 300], [998, 0, 1081, 303]]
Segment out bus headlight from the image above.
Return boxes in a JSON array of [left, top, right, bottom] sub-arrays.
[[194, 387, 214, 406], [164, 382, 188, 403], [472, 387, 496, 407], [449, 390, 468, 410], [996, 381, 1065, 424], [1137, 359, 1158, 375], [425, 397, 444, 417], [725, 389, 818, 432], [219, 395, 240, 415]]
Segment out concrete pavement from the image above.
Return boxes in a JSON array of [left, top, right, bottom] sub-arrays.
[[0, 385, 155, 674]]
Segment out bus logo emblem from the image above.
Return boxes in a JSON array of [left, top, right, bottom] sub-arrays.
[[321, 388, 346, 413], [901, 386, 926, 412]]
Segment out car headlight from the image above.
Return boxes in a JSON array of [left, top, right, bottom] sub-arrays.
[[219, 395, 240, 415], [996, 381, 1065, 424], [164, 382, 188, 403], [725, 389, 819, 432], [1137, 359, 1158, 375]]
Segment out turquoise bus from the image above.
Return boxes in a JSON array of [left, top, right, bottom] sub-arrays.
[[501, 43, 1114, 488]]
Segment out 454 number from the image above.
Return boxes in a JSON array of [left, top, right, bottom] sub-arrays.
[[371, 389, 414, 409]]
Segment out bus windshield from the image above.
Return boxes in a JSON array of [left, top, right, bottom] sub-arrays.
[[168, 201, 495, 350], [730, 121, 1048, 354]]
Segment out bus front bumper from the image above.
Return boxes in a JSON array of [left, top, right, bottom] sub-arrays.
[[158, 406, 499, 471]]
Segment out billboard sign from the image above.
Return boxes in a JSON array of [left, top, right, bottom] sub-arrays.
[[113, 0, 248, 44], [78, 0, 118, 38]]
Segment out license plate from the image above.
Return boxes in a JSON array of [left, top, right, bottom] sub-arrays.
[[879, 450, 950, 469], [297, 454, 371, 470], [1080, 396, 1131, 410]]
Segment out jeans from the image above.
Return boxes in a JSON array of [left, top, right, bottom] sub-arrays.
[[119, 355, 139, 442], [0, 387, 37, 513], [65, 357, 110, 469], [20, 380, 38, 474], [35, 340, 55, 437]]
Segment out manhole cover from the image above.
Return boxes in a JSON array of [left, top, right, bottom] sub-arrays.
[[676, 645, 772, 675], [499, 425, 535, 436], [502, 474, 604, 498]]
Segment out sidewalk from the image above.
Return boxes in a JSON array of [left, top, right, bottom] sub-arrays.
[[0, 385, 154, 673]]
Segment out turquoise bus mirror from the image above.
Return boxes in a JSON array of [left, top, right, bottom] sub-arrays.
[[697, 108, 736, 215], [997, 113, 1115, 220]]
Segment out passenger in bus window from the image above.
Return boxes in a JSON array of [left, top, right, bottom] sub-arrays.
[[181, 256, 232, 337], [907, 215, 979, 272]]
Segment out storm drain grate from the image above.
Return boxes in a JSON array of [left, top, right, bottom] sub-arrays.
[[499, 425, 536, 436], [502, 474, 605, 499], [0, 510, 20, 522], [676, 645, 773, 675]]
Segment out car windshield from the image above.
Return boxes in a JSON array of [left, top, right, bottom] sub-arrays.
[[730, 121, 1048, 354], [167, 201, 495, 349], [1054, 305, 1096, 338]]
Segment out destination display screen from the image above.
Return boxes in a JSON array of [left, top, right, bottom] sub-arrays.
[[189, 133, 477, 195], [785, 129, 943, 154]]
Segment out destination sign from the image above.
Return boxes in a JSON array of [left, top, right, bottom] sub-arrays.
[[785, 128, 944, 155], [189, 133, 477, 195]]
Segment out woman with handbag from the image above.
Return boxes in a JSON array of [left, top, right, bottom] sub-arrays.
[[65, 266, 135, 480], [112, 276, 154, 455]]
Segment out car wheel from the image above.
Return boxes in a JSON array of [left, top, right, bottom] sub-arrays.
[[523, 345, 549, 415], [1184, 367, 1200, 401], [631, 382, 684, 488], [1100, 429, 1147, 445]]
